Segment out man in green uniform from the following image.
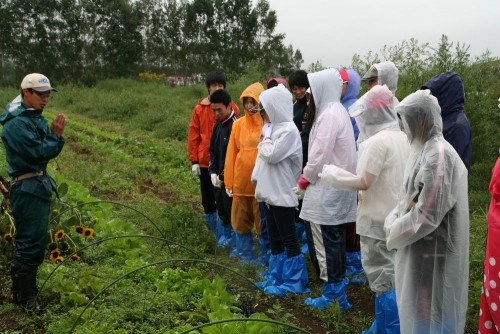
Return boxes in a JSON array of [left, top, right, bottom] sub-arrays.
[[0, 73, 67, 313]]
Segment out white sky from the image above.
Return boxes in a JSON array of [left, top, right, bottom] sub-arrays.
[[263, 0, 500, 68]]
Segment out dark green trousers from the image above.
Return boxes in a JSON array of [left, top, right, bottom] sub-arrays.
[[10, 177, 52, 266]]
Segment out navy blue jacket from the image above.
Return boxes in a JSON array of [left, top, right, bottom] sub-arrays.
[[209, 112, 238, 181], [422, 72, 472, 172]]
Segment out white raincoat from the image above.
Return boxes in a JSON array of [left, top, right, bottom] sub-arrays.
[[322, 85, 409, 240], [251, 84, 302, 207], [299, 68, 357, 225], [385, 89, 469, 334]]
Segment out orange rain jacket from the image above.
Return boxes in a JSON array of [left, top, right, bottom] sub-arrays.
[[188, 97, 240, 168], [224, 82, 265, 196]]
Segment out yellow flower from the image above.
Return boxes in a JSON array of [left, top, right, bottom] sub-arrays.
[[54, 229, 65, 241], [75, 226, 84, 234], [48, 242, 58, 251], [71, 254, 81, 261], [3, 233, 14, 244], [55, 256, 64, 264], [49, 249, 61, 263], [83, 228, 95, 239]]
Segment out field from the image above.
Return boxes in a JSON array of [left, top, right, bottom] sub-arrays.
[[0, 70, 498, 333]]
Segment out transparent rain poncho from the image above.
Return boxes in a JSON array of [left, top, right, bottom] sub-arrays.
[[299, 68, 357, 226], [384, 89, 469, 334], [321, 85, 408, 240], [321, 85, 409, 294]]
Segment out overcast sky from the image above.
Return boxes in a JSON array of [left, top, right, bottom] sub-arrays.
[[263, 0, 500, 68]]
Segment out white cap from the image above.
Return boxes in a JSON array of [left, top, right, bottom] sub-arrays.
[[20, 73, 57, 92]]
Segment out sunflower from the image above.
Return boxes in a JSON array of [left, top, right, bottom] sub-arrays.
[[49, 249, 61, 263], [75, 226, 84, 234], [60, 241, 70, 252], [54, 229, 65, 241], [83, 228, 95, 239], [48, 242, 58, 251], [70, 254, 81, 261], [3, 233, 14, 244], [55, 256, 64, 264]]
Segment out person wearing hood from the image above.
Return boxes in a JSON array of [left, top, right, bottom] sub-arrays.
[[224, 82, 266, 265], [361, 61, 400, 138], [251, 84, 309, 296], [187, 71, 240, 241], [295, 68, 358, 311], [0, 73, 66, 313], [384, 89, 469, 333], [208, 89, 239, 249], [421, 72, 472, 172], [339, 68, 365, 285], [322, 85, 409, 333], [478, 157, 500, 333]]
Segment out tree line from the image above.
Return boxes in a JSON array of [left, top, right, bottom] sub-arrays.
[[0, 0, 303, 86]]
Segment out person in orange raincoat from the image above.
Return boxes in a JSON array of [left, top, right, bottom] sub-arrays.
[[224, 82, 267, 265], [188, 71, 240, 240]]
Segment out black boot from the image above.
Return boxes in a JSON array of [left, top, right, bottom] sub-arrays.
[[11, 260, 42, 314]]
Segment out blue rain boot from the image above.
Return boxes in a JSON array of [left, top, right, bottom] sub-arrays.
[[256, 235, 270, 266], [301, 243, 309, 254], [346, 251, 363, 276], [255, 252, 286, 289], [229, 230, 239, 258], [264, 254, 310, 296], [295, 223, 305, 242], [304, 278, 352, 311], [216, 217, 228, 248], [236, 232, 257, 265], [375, 289, 400, 334], [203, 212, 217, 239]]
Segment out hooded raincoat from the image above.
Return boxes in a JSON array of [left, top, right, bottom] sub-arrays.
[[321, 85, 409, 293], [341, 69, 361, 142], [421, 72, 472, 172], [385, 89, 469, 334], [299, 69, 357, 225], [479, 157, 500, 333], [252, 84, 302, 207], [224, 82, 264, 233]]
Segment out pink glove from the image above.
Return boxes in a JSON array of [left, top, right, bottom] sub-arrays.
[[297, 174, 310, 190]]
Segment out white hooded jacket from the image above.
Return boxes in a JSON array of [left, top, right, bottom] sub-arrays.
[[299, 68, 357, 225], [251, 84, 302, 207]]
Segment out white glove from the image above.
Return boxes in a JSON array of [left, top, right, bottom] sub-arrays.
[[225, 188, 233, 198], [262, 123, 273, 139], [292, 186, 305, 200], [210, 173, 222, 188], [191, 163, 201, 176]]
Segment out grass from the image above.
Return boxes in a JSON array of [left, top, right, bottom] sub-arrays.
[[0, 66, 498, 332]]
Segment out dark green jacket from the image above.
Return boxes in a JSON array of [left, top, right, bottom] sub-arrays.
[[0, 99, 64, 178]]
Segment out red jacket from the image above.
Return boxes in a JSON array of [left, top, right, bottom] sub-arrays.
[[188, 97, 240, 168]]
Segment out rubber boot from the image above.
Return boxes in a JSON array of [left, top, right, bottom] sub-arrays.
[[10, 261, 19, 304], [256, 235, 270, 266], [264, 254, 310, 296], [229, 230, 239, 258], [255, 252, 286, 289], [346, 251, 367, 285], [216, 218, 230, 248], [203, 212, 217, 239], [295, 223, 305, 242], [236, 232, 257, 265], [374, 290, 400, 334], [11, 260, 42, 314], [304, 278, 352, 312]]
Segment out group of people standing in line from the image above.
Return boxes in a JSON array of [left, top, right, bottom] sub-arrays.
[[187, 63, 472, 333]]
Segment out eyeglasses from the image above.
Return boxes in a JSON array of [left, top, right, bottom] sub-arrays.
[[28, 89, 51, 99], [249, 102, 265, 114]]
